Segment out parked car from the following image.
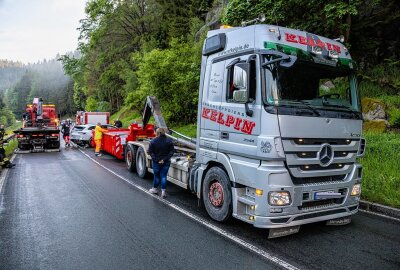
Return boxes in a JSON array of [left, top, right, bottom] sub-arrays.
[[71, 124, 117, 147]]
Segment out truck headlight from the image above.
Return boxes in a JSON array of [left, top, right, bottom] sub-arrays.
[[268, 191, 291, 206], [351, 184, 361, 196]]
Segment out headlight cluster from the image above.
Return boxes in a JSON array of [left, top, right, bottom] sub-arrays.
[[268, 191, 291, 206], [351, 184, 361, 196]]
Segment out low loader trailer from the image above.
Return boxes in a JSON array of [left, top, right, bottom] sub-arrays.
[[115, 23, 367, 238]]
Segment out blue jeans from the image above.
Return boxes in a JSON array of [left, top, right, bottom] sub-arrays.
[[153, 161, 170, 190]]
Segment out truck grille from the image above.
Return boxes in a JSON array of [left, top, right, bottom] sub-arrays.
[[299, 198, 344, 211], [282, 137, 360, 180], [292, 175, 346, 185]]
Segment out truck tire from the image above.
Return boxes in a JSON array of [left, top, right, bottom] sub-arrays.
[[202, 167, 232, 222], [136, 147, 149, 178], [125, 144, 136, 172]]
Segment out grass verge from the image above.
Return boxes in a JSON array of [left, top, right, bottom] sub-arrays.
[[360, 132, 400, 208], [170, 124, 197, 139], [3, 122, 21, 157], [111, 105, 140, 128]]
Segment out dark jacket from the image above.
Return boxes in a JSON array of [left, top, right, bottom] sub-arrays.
[[61, 123, 70, 136], [148, 135, 174, 163]]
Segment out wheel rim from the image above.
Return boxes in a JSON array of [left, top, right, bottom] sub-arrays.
[[126, 150, 132, 167], [138, 152, 144, 173], [209, 181, 224, 207]]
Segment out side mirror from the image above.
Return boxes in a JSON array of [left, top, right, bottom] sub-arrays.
[[233, 89, 248, 103]]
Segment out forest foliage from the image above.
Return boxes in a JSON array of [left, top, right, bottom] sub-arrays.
[[58, 0, 399, 125], [0, 58, 76, 120], [1, 0, 399, 127]]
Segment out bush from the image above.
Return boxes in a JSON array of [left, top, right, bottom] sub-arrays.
[[388, 108, 400, 127], [363, 120, 387, 133], [132, 38, 202, 125], [85, 96, 98, 111]]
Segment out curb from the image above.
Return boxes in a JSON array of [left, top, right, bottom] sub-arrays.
[[359, 199, 400, 220]]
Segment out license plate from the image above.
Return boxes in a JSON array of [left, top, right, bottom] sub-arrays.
[[314, 191, 342, 200]]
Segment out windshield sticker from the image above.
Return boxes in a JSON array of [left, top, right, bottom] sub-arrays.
[[201, 107, 256, 135]]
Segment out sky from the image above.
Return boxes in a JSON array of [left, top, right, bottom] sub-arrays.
[[0, 0, 86, 64]]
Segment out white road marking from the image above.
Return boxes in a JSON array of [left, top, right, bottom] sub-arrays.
[[79, 149, 300, 270]]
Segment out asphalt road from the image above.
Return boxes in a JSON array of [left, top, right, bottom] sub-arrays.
[[1, 145, 399, 270]]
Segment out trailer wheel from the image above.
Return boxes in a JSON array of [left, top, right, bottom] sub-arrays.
[[136, 147, 149, 178], [202, 167, 232, 222], [125, 144, 136, 172]]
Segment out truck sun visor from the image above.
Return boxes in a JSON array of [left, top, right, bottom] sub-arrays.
[[203, 33, 226, 56]]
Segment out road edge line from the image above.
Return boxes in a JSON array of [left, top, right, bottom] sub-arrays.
[[78, 149, 300, 270]]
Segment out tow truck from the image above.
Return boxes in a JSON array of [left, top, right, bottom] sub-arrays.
[[14, 98, 60, 153], [109, 23, 367, 238]]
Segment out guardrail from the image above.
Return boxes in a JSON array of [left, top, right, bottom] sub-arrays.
[[1, 134, 16, 144]]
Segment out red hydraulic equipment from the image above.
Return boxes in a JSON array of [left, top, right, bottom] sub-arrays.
[[92, 123, 156, 160]]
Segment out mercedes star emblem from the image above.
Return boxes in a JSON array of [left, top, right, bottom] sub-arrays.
[[317, 143, 334, 167]]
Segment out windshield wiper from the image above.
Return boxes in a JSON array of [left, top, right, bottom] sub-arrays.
[[285, 100, 321, 116], [321, 103, 360, 118], [261, 50, 297, 68]]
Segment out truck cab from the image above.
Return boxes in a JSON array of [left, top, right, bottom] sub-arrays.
[[195, 24, 365, 235]]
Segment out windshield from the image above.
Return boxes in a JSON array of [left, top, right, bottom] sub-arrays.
[[264, 59, 361, 119], [73, 126, 84, 131]]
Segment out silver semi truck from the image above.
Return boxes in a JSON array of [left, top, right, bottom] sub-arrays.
[[125, 24, 366, 238]]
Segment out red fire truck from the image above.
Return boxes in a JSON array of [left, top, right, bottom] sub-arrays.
[[76, 111, 110, 125]]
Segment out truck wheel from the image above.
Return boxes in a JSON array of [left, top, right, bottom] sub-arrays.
[[136, 147, 148, 178], [125, 145, 136, 172], [202, 167, 232, 222]]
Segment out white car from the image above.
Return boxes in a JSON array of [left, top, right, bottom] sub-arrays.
[[71, 124, 117, 147]]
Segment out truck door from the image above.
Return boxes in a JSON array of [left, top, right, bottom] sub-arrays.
[[200, 60, 225, 141], [218, 54, 261, 157]]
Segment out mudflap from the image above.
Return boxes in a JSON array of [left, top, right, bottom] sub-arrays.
[[326, 217, 352, 226], [268, 226, 300, 239]]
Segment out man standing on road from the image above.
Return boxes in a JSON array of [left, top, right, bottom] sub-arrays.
[[94, 122, 108, 157], [61, 120, 71, 147], [148, 128, 174, 198]]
